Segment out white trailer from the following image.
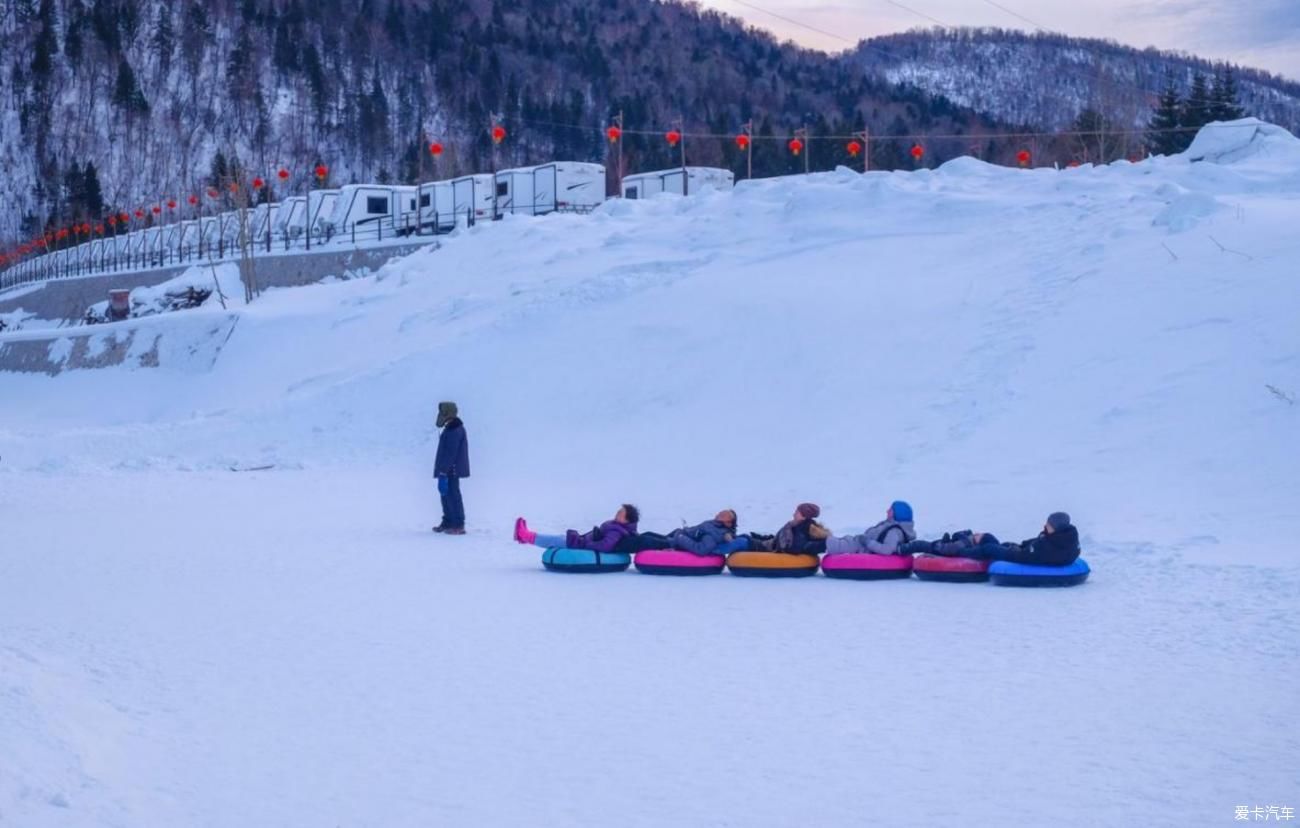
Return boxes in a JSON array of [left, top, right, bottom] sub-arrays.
[[322, 185, 401, 238], [417, 180, 456, 232], [389, 186, 419, 234], [621, 167, 734, 199], [307, 189, 339, 239], [450, 174, 495, 225], [249, 203, 280, 246], [494, 162, 606, 217]]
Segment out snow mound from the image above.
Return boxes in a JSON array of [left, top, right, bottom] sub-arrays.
[[1184, 118, 1300, 164]]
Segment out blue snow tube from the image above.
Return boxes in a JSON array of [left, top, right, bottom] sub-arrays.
[[541, 547, 631, 574], [989, 558, 1090, 587]]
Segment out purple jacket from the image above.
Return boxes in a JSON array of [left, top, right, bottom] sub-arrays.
[[565, 520, 638, 553]]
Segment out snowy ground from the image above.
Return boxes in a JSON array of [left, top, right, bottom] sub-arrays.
[[2, 121, 1299, 826]]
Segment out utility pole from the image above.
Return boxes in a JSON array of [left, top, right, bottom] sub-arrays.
[[612, 110, 624, 196], [855, 128, 871, 173], [795, 125, 810, 175], [742, 119, 753, 180], [491, 113, 504, 219], [674, 116, 687, 196]]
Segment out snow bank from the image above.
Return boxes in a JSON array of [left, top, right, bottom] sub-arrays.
[[1, 121, 1298, 827], [1183, 117, 1300, 164]]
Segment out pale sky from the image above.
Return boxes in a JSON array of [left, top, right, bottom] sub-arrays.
[[701, 0, 1300, 80]]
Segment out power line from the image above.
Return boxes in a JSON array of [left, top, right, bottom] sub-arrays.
[[884, 0, 949, 28], [728, 0, 856, 45], [977, 0, 1045, 31]]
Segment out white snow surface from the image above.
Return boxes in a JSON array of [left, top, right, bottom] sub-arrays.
[[2, 124, 1299, 826]]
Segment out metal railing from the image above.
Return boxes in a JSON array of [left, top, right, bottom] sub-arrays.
[[0, 208, 480, 293]]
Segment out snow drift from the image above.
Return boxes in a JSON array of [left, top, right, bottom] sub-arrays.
[[1, 123, 1298, 826]]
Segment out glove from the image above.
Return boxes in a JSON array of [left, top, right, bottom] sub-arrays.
[[437, 476, 449, 495]]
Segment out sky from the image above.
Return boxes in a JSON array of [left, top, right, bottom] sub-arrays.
[[701, 0, 1300, 80]]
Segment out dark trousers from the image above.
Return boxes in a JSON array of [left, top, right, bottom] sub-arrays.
[[439, 475, 465, 528], [615, 532, 679, 553]]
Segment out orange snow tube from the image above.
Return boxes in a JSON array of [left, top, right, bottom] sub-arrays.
[[726, 551, 820, 578]]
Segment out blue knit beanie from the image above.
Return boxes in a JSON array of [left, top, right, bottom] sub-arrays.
[[1047, 512, 1071, 530], [890, 500, 914, 522]]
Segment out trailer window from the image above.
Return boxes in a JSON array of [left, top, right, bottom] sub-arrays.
[[626, 186, 639, 200], [420, 194, 431, 208], [496, 182, 509, 197], [366, 196, 388, 215]]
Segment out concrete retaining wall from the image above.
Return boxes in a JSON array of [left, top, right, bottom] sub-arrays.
[[0, 240, 435, 374], [0, 241, 434, 323]]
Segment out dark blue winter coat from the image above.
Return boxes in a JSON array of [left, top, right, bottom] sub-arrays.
[[434, 418, 470, 478], [668, 520, 733, 556]]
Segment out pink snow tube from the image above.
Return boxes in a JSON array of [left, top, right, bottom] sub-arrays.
[[913, 554, 991, 583], [635, 550, 726, 576], [822, 553, 914, 580]]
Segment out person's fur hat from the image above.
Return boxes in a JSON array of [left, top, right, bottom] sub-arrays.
[[436, 401, 459, 428]]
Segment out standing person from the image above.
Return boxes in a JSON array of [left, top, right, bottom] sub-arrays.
[[433, 401, 470, 534]]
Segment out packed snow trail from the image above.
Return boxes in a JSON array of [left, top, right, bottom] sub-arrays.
[[1, 121, 1298, 825]]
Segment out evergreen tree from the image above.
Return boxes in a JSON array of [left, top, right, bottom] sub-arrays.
[[153, 5, 175, 75], [30, 0, 58, 82], [1146, 72, 1184, 156], [1210, 67, 1246, 121], [112, 57, 149, 114], [1180, 72, 1212, 133], [82, 162, 105, 218]]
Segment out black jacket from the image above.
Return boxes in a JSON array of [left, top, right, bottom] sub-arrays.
[[1001, 525, 1080, 567]]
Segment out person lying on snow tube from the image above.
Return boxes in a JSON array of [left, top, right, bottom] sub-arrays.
[[514, 504, 639, 551], [624, 509, 739, 555], [902, 512, 1081, 567], [901, 529, 1002, 557], [824, 500, 916, 556], [746, 503, 830, 554]]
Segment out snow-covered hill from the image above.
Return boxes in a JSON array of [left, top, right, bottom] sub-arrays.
[[855, 28, 1300, 131], [1, 121, 1298, 826]]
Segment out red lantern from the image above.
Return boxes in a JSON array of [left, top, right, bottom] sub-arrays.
[[107, 216, 117, 226], [491, 125, 506, 144], [788, 138, 803, 156], [735, 134, 750, 150], [151, 206, 162, 215], [188, 195, 198, 206], [207, 188, 220, 199], [315, 164, 328, 179], [606, 126, 622, 143], [1067, 161, 1081, 168], [95, 224, 104, 235], [911, 144, 925, 161], [277, 169, 290, 181], [665, 129, 681, 147], [847, 140, 863, 157], [135, 209, 144, 219], [57, 228, 68, 239], [228, 182, 239, 193], [120, 212, 130, 223], [82, 223, 91, 233], [429, 142, 444, 157], [166, 199, 176, 210], [1017, 149, 1031, 167], [253, 177, 266, 189]]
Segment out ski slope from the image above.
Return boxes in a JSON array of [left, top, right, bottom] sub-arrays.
[[2, 121, 1298, 826]]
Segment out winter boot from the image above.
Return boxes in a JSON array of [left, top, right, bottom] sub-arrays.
[[514, 517, 536, 544], [445, 527, 467, 536]]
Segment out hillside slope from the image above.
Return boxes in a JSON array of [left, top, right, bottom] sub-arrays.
[[1, 122, 1298, 826], [854, 28, 1300, 131]]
